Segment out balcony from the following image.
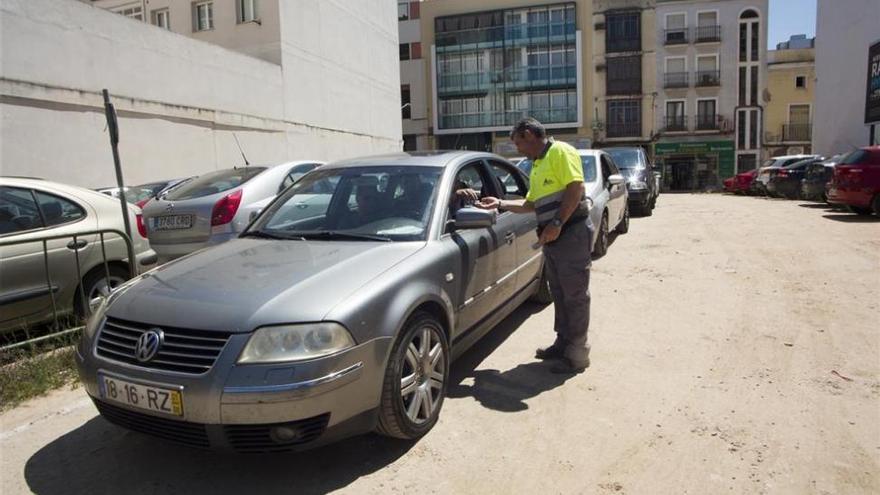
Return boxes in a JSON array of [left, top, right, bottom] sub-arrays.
[[695, 25, 721, 43], [664, 28, 689, 45], [782, 123, 812, 142], [436, 65, 577, 97], [663, 115, 688, 132], [438, 108, 578, 131], [695, 70, 721, 87], [695, 114, 720, 131], [664, 72, 689, 88], [606, 122, 642, 138], [435, 21, 576, 52]]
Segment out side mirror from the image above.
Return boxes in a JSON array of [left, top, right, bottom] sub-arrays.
[[453, 207, 496, 229], [608, 174, 625, 186]]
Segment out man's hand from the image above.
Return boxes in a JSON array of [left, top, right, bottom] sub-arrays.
[[455, 188, 480, 202], [475, 196, 500, 210], [538, 224, 561, 245]]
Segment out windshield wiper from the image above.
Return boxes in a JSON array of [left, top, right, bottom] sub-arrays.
[[296, 231, 392, 242], [240, 230, 305, 241]]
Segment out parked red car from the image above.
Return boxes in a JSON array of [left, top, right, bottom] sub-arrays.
[[826, 146, 880, 215], [724, 169, 759, 194]]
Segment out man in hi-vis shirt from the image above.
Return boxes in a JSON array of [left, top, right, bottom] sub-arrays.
[[477, 118, 593, 374]]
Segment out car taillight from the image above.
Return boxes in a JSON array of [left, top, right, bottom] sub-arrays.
[[211, 189, 243, 226], [136, 198, 151, 209], [136, 214, 148, 238], [777, 170, 788, 178]]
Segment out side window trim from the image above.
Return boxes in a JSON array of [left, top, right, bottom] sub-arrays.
[[33, 188, 88, 230], [0, 187, 47, 237]]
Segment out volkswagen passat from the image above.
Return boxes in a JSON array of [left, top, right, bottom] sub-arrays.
[[76, 151, 550, 452]]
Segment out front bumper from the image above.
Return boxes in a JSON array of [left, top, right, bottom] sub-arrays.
[[626, 189, 650, 206], [76, 330, 392, 452]]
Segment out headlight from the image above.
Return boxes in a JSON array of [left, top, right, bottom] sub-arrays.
[[628, 177, 648, 190], [238, 323, 355, 364]]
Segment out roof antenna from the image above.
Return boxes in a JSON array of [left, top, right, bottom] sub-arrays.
[[233, 133, 250, 167]]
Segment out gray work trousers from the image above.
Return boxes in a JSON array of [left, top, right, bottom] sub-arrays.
[[542, 218, 592, 366]]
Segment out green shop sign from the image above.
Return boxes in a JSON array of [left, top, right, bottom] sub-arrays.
[[653, 140, 736, 178]]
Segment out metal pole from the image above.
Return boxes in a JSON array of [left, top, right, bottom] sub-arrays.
[[102, 89, 133, 244]]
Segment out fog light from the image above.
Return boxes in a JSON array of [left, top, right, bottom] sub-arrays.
[[270, 425, 302, 443]]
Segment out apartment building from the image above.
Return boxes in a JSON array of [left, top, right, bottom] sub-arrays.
[[764, 35, 815, 157], [87, 0, 282, 63], [399, 1, 430, 151], [421, 0, 594, 155], [653, 0, 767, 191], [590, 0, 657, 149]]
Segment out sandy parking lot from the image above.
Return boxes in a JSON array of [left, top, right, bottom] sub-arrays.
[[2, 194, 878, 495]]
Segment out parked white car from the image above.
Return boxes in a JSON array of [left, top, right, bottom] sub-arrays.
[[516, 150, 628, 258], [142, 161, 323, 262], [0, 177, 156, 334]]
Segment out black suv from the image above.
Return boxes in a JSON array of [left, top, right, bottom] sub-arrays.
[[603, 147, 658, 216]]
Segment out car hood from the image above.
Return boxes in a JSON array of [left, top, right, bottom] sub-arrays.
[[106, 238, 425, 333]]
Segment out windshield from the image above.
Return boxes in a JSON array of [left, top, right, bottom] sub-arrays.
[[251, 166, 442, 242], [840, 150, 868, 165], [165, 167, 266, 200], [604, 149, 643, 169]]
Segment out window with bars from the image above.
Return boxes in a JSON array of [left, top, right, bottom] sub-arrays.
[[607, 56, 642, 95], [607, 100, 641, 137], [606, 12, 641, 53]]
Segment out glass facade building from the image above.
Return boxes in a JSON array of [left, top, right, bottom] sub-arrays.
[[434, 3, 579, 132]]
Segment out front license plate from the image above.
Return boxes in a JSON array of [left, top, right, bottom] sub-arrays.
[[153, 215, 193, 231], [98, 374, 183, 416]]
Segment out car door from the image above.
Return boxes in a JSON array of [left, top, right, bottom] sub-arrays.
[[442, 160, 507, 334], [601, 154, 626, 225], [0, 186, 96, 330], [486, 159, 540, 297]]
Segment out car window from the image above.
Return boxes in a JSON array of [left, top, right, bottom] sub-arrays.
[[600, 156, 612, 183], [0, 187, 44, 235], [33, 191, 86, 227], [604, 148, 643, 170], [518, 159, 533, 176], [488, 160, 527, 200], [165, 167, 267, 200], [256, 166, 441, 241], [605, 155, 621, 176], [580, 156, 599, 182], [449, 162, 488, 216], [840, 150, 868, 165], [280, 163, 319, 192]]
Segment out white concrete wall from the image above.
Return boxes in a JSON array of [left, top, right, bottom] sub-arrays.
[[0, 0, 401, 188], [814, 0, 880, 155]]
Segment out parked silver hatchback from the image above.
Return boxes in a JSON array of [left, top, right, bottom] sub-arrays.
[[143, 161, 322, 262], [76, 151, 550, 452]]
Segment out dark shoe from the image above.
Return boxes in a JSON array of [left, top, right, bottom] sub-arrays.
[[535, 345, 565, 360], [550, 358, 589, 374]]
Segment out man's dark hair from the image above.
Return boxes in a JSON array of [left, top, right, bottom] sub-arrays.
[[510, 117, 546, 139]]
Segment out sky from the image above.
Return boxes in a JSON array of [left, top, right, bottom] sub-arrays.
[[768, 0, 817, 49]]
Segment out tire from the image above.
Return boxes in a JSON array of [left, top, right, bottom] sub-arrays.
[[592, 211, 609, 259], [74, 265, 130, 318], [849, 206, 873, 216], [617, 204, 630, 234], [642, 201, 653, 217], [530, 265, 553, 304], [376, 312, 449, 440], [872, 195, 880, 217]]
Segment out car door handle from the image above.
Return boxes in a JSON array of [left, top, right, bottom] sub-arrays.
[[67, 239, 88, 250], [504, 232, 515, 244]]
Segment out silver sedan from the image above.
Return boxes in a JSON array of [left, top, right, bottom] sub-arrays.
[[76, 151, 549, 452]]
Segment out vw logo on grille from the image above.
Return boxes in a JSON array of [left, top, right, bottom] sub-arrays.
[[135, 329, 164, 363]]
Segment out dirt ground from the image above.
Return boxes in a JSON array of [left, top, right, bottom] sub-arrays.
[[1, 194, 878, 495]]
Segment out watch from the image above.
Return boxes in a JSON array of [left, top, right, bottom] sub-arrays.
[[550, 217, 563, 228]]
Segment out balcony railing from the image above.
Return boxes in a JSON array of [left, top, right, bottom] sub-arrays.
[[782, 123, 812, 142], [437, 65, 577, 96], [663, 115, 687, 132], [695, 70, 721, 87], [435, 21, 576, 51], [664, 28, 689, 45], [694, 25, 721, 43], [606, 122, 642, 138], [664, 72, 689, 88], [695, 114, 720, 130], [438, 108, 578, 130]]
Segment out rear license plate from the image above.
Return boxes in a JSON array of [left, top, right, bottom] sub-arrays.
[[154, 215, 193, 231], [98, 373, 183, 416]]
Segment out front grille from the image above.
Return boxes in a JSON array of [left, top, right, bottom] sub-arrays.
[[96, 317, 232, 374], [95, 400, 210, 448], [224, 413, 330, 453]]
